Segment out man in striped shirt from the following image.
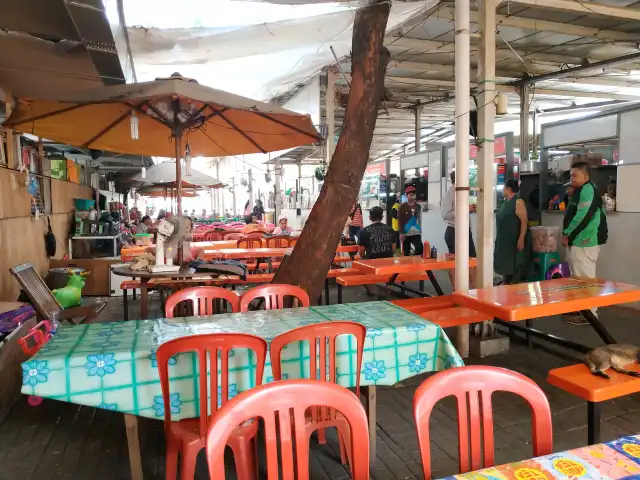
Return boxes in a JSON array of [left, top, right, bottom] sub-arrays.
[[349, 202, 364, 241]]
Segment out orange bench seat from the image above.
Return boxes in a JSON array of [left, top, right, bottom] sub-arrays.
[[391, 296, 456, 314], [336, 272, 428, 286], [326, 267, 361, 278], [548, 363, 640, 403], [335, 273, 429, 303], [332, 255, 360, 264], [548, 363, 640, 445], [418, 307, 489, 328]]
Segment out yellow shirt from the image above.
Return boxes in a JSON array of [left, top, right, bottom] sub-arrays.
[[391, 203, 400, 231]]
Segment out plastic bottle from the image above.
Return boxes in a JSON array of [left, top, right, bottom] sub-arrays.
[[422, 241, 431, 259], [430, 245, 437, 259]]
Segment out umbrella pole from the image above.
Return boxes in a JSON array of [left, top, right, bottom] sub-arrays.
[[175, 133, 183, 215]]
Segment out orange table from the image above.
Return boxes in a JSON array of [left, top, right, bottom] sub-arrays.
[[353, 255, 478, 296], [121, 239, 272, 261], [452, 277, 640, 350]]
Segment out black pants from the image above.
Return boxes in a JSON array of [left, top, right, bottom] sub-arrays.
[[444, 226, 477, 257], [403, 235, 423, 256], [349, 225, 362, 242]]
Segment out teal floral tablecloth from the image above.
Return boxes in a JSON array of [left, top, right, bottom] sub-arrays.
[[22, 301, 463, 420]]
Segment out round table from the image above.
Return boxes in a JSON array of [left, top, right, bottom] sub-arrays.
[[112, 266, 207, 319]]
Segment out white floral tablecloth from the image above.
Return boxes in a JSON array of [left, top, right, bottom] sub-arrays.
[[22, 301, 463, 420]]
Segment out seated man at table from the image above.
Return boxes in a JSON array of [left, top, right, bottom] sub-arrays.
[[359, 206, 396, 296]]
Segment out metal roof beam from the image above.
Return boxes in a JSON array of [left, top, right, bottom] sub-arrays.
[[517, 51, 640, 85], [387, 76, 640, 99], [387, 36, 638, 67], [389, 61, 638, 86], [511, 0, 640, 21], [436, 6, 640, 44]]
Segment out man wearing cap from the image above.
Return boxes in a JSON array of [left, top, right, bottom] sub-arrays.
[[398, 185, 423, 256]]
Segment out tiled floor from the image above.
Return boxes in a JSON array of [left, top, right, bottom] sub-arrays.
[[2, 282, 640, 479]]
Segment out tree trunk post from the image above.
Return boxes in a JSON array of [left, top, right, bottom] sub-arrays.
[[272, 1, 391, 301]]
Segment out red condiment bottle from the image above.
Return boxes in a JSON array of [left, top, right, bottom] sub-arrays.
[[423, 240, 431, 259]]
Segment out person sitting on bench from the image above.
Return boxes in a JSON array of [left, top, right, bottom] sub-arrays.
[[358, 206, 396, 296]]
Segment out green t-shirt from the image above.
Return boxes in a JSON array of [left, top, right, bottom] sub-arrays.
[[563, 181, 606, 248]]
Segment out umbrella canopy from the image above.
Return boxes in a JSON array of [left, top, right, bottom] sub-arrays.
[[129, 161, 223, 189], [5, 74, 321, 158]]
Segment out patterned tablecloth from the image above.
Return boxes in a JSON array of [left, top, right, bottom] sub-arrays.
[[439, 435, 640, 479], [21, 301, 463, 420]]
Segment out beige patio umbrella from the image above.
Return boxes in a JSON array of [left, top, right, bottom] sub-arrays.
[[128, 161, 224, 189], [6, 73, 321, 213]]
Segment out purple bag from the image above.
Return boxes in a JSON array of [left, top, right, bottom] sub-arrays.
[[546, 261, 571, 280], [0, 305, 36, 334]]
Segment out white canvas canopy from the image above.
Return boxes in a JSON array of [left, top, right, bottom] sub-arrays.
[[106, 0, 431, 99]]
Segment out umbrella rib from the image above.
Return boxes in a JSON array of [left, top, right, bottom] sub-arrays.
[[5, 103, 89, 128], [253, 112, 322, 142], [209, 106, 267, 154], [81, 107, 135, 148], [182, 104, 210, 129]]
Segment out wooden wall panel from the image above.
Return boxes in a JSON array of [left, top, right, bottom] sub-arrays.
[[51, 179, 93, 214], [0, 168, 93, 301], [0, 168, 31, 219]]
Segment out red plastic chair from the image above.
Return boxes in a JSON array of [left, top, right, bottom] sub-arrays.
[[203, 230, 223, 241], [206, 380, 370, 480], [270, 321, 366, 465], [413, 366, 553, 479], [237, 238, 262, 249], [157, 333, 268, 480], [266, 236, 290, 248], [164, 286, 241, 318], [240, 284, 310, 312], [225, 233, 245, 240], [288, 237, 298, 247]]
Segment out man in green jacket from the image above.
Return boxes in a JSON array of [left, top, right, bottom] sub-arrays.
[[563, 161, 608, 324]]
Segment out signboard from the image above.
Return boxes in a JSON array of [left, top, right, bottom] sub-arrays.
[[365, 162, 386, 175], [468, 136, 507, 159]]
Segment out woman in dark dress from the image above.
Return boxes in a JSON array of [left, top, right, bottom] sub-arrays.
[[494, 180, 530, 284]]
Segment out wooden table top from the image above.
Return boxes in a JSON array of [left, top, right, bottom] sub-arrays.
[[353, 255, 478, 275], [111, 265, 200, 279], [452, 277, 640, 321]]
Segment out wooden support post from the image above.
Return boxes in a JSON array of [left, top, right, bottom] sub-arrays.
[[124, 414, 144, 480], [454, 0, 471, 357], [476, 0, 497, 291], [325, 69, 338, 165], [519, 85, 531, 163], [274, 156, 283, 219], [4, 92, 17, 169], [361, 385, 377, 461], [414, 106, 423, 152], [37, 137, 44, 174]]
